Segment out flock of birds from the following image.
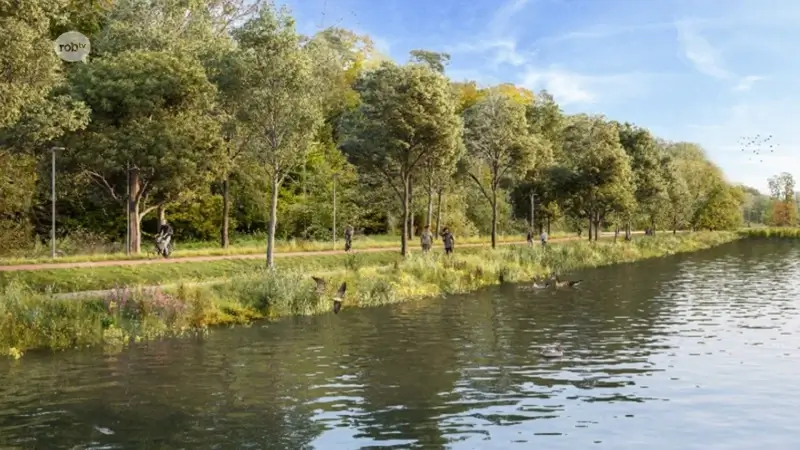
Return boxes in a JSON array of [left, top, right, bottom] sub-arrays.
[[309, 272, 582, 359], [739, 134, 777, 163]]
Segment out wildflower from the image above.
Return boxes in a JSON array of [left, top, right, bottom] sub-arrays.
[[108, 301, 117, 310]]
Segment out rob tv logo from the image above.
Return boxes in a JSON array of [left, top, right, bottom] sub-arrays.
[[53, 31, 91, 62]]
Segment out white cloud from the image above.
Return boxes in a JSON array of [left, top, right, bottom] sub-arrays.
[[519, 66, 652, 106], [733, 75, 765, 92], [675, 20, 731, 79], [488, 0, 533, 35]]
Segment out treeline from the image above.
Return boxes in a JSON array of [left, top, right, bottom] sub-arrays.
[[2, 0, 749, 262], [741, 172, 799, 226]]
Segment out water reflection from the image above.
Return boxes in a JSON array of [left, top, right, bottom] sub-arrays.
[[2, 240, 800, 449]]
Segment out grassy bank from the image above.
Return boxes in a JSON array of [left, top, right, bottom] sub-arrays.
[[0, 231, 739, 359], [0, 232, 557, 266], [0, 251, 406, 294], [738, 227, 800, 239]]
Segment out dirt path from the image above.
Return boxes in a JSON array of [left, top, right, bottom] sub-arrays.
[[1, 231, 643, 273]]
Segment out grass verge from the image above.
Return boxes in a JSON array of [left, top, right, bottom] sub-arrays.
[[0, 233, 560, 266], [738, 227, 800, 238], [0, 231, 740, 359]]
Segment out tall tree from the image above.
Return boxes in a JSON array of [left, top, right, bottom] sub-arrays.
[[617, 123, 667, 237], [66, 51, 223, 253], [559, 114, 635, 241], [409, 49, 450, 73], [234, 4, 323, 268], [341, 62, 461, 256], [767, 172, 797, 226], [462, 89, 539, 248]]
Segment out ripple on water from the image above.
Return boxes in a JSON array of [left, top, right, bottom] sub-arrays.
[[2, 241, 800, 449]]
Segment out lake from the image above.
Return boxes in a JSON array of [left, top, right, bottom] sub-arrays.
[[1, 240, 799, 449]]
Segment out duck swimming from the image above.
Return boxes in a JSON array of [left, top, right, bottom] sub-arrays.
[[552, 275, 582, 288], [541, 344, 564, 358]]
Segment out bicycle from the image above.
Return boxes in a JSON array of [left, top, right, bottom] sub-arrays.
[[152, 236, 173, 259]]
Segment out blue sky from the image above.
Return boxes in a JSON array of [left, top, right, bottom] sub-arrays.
[[279, 0, 800, 194]]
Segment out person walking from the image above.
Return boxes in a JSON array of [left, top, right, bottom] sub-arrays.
[[526, 229, 533, 246], [344, 225, 353, 252], [441, 227, 455, 255], [540, 230, 548, 247], [420, 225, 434, 253]]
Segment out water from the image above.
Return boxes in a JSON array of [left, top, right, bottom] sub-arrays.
[[2, 240, 800, 449]]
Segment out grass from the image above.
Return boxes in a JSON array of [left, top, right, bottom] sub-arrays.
[[0, 232, 631, 294], [0, 232, 569, 266], [0, 231, 740, 359], [738, 227, 800, 239]]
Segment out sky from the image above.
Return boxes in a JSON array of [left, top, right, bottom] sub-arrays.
[[278, 0, 800, 194]]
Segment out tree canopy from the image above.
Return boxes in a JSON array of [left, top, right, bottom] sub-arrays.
[[0, 0, 759, 258]]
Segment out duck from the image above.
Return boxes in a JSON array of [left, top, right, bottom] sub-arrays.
[[541, 344, 564, 358], [312, 276, 348, 314], [552, 274, 582, 288], [531, 277, 550, 289]]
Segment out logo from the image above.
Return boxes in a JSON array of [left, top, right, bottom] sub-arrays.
[[54, 31, 90, 62]]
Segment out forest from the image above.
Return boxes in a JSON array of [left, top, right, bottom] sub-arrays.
[[1, 0, 786, 265]]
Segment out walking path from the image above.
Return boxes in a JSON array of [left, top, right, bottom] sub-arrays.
[[1, 231, 640, 273], [43, 231, 648, 300]]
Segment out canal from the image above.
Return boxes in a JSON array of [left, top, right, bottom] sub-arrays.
[[1, 240, 799, 449]]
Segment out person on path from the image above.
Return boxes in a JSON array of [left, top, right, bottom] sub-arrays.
[[441, 227, 455, 255], [526, 230, 533, 246], [420, 225, 434, 253], [155, 222, 174, 257], [344, 225, 353, 252], [540, 230, 548, 247]]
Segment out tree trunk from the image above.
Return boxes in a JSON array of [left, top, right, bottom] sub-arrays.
[[587, 215, 593, 241], [128, 168, 141, 254], [594, 211, 601, 241], [426, 186, 433, 227], [651, 217, 657, 236], [547, 218, 551, 235], [435, 189, 443, 235], [266, 174, 279, 269], [625, 221, 632, 241], [490, 189, 498, 249], [401, 177, 410, 257], [157, 205, 166, 227], [529, 192, 535, 230], [407, 180, 414, 239], [220, 174, 230, 248]]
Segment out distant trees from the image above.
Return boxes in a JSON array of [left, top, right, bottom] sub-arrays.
[[1, 0, 761, 258]]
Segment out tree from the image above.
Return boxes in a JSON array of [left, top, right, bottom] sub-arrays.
[[409, 49, 450, 73], [662, 157, 692, 233], [462, 89, 539, 248], [341, 62, 461, 256], [234, 4, 323, 268], [559, 114, 635, 241], [694, 184, 743, 230], [768, 172, 797, 226], [66, 51, 223, 253], [617, 123, 667, 237]]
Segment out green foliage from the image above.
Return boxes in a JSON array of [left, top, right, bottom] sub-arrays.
[[0, 0, 765, 264], [0, 231, 740, 357]]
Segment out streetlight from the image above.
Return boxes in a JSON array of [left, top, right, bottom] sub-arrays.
[[50, 146, 65, 258]]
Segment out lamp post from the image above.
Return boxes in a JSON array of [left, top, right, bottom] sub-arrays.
[[50, 146, 65, 258]]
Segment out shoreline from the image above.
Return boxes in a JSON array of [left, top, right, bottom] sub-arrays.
[[0, 232, 740, 359]]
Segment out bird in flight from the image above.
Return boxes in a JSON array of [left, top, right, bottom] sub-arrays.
[[312, 276, 348, 314]]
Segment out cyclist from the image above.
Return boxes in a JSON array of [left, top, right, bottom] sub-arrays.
[[155, 221, 174, 257]]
